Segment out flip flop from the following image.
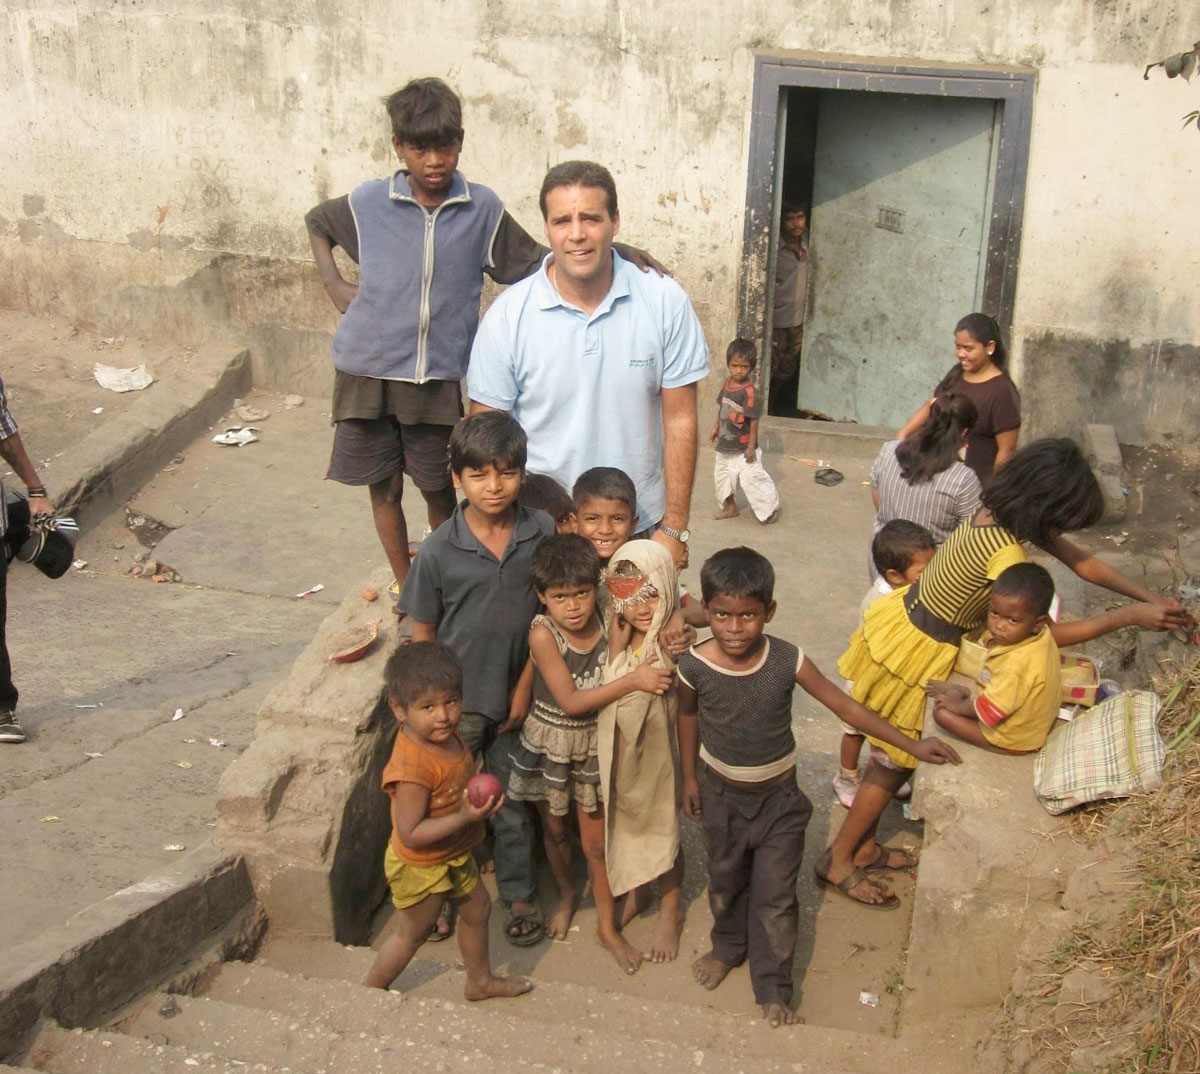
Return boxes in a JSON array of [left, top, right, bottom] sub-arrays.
[[863, 845, 919, 872], [814, 854, 900, 911], [425, 902, 455, 943], [504, 903, 546, 947]]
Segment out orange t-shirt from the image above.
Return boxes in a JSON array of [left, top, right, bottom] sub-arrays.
[[381, 730, 483, 866]]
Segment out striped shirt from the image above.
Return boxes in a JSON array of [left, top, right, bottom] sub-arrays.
[[916, 519, 1027, 630], [871, 440, 982, 549]]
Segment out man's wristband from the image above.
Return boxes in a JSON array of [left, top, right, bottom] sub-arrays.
[[26, 486, 47, 499]]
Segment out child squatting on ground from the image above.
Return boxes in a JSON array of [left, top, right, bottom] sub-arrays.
[[507, 534, 673, 973], [833, 520, 936, 809], [365, 642, 531, 1001], [711, 339, 780, 525], [928, 562, 1063, 754], [399, 411, 555, 946], [677, 547, 961, 1027]]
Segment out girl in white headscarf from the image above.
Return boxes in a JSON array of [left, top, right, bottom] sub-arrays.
[[598, 539, 685, 965]]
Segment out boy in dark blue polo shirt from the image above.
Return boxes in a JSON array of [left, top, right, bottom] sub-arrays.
[[400, 411, 554, 947]]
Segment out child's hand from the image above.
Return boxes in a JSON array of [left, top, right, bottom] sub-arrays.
[[609, 614, 633, 657], [461, 788, 505, 821], [925, 680, 969, 701], [628, 656, 675, 696], [681, 776, 702, 820], [911, 736, 962, 765], [659, 610, 697, 658], [744, 445, 756, 462], [709, 425, 719, 444]]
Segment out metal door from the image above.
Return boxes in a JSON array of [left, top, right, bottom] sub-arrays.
[[798, 91, 998, 428]]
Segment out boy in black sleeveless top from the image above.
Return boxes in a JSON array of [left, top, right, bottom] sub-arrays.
[[677, 547, 960, 1027]]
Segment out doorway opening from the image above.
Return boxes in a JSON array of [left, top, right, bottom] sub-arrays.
[[739, 56, 1034, 427]]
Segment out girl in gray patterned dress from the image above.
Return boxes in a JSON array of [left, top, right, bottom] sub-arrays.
[[508, 535, 672, 969]]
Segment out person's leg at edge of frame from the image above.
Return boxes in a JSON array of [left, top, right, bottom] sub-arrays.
[[647, 848, 686, 962], [748, 781, 810, 1027], [454, 879, 533, 1000], [364, 891, 447, 989], [369, 469, 414, 591], [821, 759, 911, 905], [0, 555, 23, 744], [485, 726, 542, 944], [693, 771, 750, 991], [578, 804, 644, 973], [538, 804, 579, 940]]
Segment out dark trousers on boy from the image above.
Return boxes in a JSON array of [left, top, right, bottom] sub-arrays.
[[700, 766, 811, 1006], [460, 713, 537, 907]]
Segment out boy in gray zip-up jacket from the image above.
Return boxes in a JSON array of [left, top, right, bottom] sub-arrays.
[[307, 78, 545, 602]]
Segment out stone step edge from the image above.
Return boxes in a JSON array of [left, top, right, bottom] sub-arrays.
[[253, 937, 921, 1074], [56, 343, 251, 527], [190, 969, 853, 1074], [28, 1022, 292, 1074], [121, 992, 628, 1074]]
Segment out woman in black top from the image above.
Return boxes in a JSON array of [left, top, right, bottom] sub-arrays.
[[897, 313, 1020, 483]]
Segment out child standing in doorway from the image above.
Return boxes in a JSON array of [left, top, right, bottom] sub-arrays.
[[711, 339, 780, 525]]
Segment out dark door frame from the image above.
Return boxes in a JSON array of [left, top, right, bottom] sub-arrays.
[[738, 52, 1036, 356]]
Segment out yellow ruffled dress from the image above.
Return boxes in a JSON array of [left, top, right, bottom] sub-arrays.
[[838, 518, 1027, 768], [837, 586, 957, 768]]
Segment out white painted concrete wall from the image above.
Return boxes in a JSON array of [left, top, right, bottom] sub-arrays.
[[2, 1, 1198, 440]]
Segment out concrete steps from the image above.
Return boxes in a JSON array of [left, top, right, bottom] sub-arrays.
[[252, 938, 916, 1073], [21, 942, 915, 1074]]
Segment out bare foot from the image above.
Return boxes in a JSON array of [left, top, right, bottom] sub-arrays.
[[478, 858, 496, 875], [692, 950, 732, 991], [619, 885, 648, 929], [599, 928, 645, 975], [464, 974, 533, 1001], [647, 904, 683, 963], [762, 1002, 800, 1027], [761, 508, 780, 525], [545, 891, 579, 940], [712, 505, 740, 520]]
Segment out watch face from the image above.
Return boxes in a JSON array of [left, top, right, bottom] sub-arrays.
[[677, 528, 691, 543]]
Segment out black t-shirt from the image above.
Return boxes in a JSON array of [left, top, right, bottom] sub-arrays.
[[935, 367, 1021, 480]]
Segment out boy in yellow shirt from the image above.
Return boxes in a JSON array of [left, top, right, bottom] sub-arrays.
[[928, 563, 1062, 753]]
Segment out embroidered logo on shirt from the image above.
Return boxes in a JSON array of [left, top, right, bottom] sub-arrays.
[[629, 357, 655, 368]]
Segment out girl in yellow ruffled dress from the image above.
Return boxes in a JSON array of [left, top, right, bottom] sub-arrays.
[[817, 438, 1195, 909]]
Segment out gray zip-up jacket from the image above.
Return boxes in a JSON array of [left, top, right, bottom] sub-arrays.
[[330, 171, 506, 383]]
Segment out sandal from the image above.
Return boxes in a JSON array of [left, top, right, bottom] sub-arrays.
[[425, 902, 455, 943], [504, 902, 546, 947], [814, 852, 899, 911], [863, 845, 919, 872]]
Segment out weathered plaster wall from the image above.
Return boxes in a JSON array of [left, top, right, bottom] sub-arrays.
[[2, 1, 1198, 440]]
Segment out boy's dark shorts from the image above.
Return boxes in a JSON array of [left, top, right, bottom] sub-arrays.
[[326, 418, 453, 491]]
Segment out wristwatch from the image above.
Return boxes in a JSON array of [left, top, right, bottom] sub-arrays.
[[658, 522, 690, 543]]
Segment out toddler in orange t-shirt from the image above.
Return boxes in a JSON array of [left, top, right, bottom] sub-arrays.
[[365, 642, 532, 1001]]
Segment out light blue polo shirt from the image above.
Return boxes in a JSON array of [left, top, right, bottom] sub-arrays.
[[467, 251, 710, 528]]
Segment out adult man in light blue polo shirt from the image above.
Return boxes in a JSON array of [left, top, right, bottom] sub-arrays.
[[466, 160, 709, 566]]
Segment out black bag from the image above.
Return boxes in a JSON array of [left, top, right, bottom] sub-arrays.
[[3, 488, 80, 579]]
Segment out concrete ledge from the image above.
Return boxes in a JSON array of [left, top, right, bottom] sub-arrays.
[[0, 842, 256, 1060], [216, 566, 399, 944], [54, 343, 252, 527], [900, 731, 1088, 1025], [760, 416, 891, 463]]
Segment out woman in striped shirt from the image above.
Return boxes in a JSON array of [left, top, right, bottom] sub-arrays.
[[817, 439, 1194, 909], [868, 393, 981, 580]]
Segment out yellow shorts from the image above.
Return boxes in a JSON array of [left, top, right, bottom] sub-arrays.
[[384, 844, 480, 911]]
